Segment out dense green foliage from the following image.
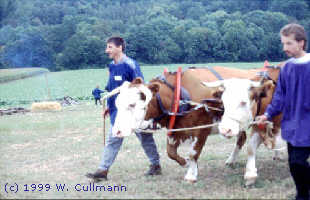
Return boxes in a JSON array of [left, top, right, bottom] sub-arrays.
[[0, 0, 309, 71]]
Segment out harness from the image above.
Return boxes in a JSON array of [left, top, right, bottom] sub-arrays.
[[188, 66, 224, 80], [153, 73, 192, 122], [151, 67, 225, 134], [206, 66, 224, 80]]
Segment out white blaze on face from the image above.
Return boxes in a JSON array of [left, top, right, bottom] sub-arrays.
[[112, 83, 152, 137], [218, 79, 258, 137]]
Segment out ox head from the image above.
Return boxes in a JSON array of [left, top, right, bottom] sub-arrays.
[[202, 78, 268, 137], [109, 78, 160, 137]]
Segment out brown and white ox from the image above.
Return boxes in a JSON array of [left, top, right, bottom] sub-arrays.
[[201, 64, 284, 186], [102, 66, 274, 183]]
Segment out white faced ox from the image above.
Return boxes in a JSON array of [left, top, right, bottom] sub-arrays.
[[105, 71, 224, 183], [110, 78, 154, 137], [202, 78, 261, 137], [202, 78, 285, 186]]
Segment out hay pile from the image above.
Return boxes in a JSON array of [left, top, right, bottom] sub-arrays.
[[31, 101, 62, 111]]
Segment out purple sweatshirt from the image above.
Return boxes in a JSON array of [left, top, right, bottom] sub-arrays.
[[265, 53, 310, 147]]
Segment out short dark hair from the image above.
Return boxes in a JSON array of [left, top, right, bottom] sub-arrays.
[[107, 37, 125, 52], [280, 23, 308, 50]]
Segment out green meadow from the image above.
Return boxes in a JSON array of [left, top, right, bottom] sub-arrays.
[[0, 62, 275, 108]]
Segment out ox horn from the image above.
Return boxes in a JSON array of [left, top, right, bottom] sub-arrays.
[[102, 87, 121, 100], [250, 80, 261, 88], [201, 80, 224, 87], [101, 81, 131, 100]]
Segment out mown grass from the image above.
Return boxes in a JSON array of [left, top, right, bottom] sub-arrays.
[[1, 62, 292, 199], [0, 102, 295, 199]]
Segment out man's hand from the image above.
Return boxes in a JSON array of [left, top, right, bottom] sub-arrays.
[[255, 114, 268, 125], [103, 108, 109, 118]]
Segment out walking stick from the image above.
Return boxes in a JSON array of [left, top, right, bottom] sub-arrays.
[[102, 99, 106, 146]]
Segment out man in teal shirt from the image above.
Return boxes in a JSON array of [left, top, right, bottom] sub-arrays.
[[86, 37, 161, 181]]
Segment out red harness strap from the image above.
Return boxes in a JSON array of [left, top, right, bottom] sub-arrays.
[[167, 67, 182, 136]]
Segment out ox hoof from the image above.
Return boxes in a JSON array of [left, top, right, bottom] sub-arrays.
[[272, 156, 284, 161], [225, 162, 234, 168], [273, 156, 280, 161], [244, 177, 257, 187], [185, 178, 197, 184]]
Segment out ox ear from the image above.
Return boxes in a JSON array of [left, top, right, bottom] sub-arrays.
[[201, 80, 224, 88], [212, 89, 224, 99], [148, 83, 160, 94], [263, 80, 274, 89], [250, 80, 274, 101], [260, 80, 274, 95], [249, 80, 261, 88], [132, 77, 144, 85], [201, 81, 224, 98]]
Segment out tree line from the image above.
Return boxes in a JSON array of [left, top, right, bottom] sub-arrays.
[[0, 0, 309, 71]]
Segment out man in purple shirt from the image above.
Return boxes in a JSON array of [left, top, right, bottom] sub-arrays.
[[257, 23, 310, 200]]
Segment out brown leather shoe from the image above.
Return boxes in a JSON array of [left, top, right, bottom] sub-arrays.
[[86, 169, 108, 181]]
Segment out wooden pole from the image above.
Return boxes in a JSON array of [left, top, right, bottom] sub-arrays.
[[102, 99, 106, 146], [44, 73, 51, 100]]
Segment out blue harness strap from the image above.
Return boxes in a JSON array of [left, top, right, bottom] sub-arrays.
[[153, 75, 192, 122], [206, 66, 223, 80]]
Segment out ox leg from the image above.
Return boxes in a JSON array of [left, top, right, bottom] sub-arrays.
[[184, 140, 201, 183], [273, 130, 285, 161], [167, 132, 208, 183], [225, 131, 247, 166], [244, 131, 262, 187], [184, 156, 198, 183], [166, 137, 187, 166], [184, 133, 208, 183]]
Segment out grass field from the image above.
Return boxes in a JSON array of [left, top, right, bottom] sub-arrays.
[[0, 62, 278, 108], [0, 62, 294, 199], [0, 102, 294, 199]]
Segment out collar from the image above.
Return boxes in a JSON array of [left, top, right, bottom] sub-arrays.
[[289, 53, 310, 64], [112, 54, 128, 65]]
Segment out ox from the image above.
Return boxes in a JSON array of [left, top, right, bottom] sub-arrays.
[[202, 64, 284, 186], [102, 66, 277, 182]]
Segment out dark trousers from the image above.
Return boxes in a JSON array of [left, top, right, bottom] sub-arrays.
[[95, 98, 102, 105], [287, 142, 310, 200]]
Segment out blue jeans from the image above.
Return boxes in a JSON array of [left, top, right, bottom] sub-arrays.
[[98, 127, 160, 171], [94, 98, 101, 105]]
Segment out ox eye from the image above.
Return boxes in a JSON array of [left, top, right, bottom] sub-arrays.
[[129, 103, 136, 108], [139, 92, 146, 101], [213, 90, 223, 99], [240, 101, 247, 107]]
